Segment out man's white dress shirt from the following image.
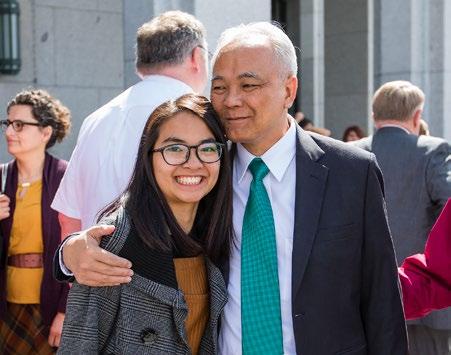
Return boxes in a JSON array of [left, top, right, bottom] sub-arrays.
[[51, 75, 192, 229], [219, 120, 297, 354]]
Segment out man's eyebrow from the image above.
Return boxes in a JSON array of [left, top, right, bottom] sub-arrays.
[[238, 72, 261, 80], [211, 72, 262, 81]]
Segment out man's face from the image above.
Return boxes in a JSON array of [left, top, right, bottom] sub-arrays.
[[211, 42, 297, 155]]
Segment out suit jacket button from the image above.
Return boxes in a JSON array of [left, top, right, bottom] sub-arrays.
[[140, 328, 158, 344]]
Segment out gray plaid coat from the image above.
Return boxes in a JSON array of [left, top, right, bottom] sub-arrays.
[[58, 208, 228, 354]]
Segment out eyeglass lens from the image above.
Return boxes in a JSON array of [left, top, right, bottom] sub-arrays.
[[0, 120, 38, 132], [1, 120, 23, 132], [162, 143, 222, 165]]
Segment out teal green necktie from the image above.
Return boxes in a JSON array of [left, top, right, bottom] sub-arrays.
[[241, 158, 283, 354]]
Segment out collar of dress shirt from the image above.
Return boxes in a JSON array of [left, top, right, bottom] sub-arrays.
[[235, 118, 297, 184], [141, 74, 193, 91], [377, 123, 411, 134]]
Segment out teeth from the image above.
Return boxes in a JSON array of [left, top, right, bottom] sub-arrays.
[[176, 176, 202, 185]]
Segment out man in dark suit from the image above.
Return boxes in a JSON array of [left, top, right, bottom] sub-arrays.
[[56, 23, 407, 354], [354, 80, 451, 355]]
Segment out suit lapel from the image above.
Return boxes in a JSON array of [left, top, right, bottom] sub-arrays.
[[292, 127, 328, 297]]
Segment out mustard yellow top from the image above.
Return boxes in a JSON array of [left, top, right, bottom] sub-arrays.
[[174, 255, 209, 355], [6, 180, 44, 304]]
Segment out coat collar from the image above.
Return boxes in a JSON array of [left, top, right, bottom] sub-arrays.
[[234, 120, 297, 183]]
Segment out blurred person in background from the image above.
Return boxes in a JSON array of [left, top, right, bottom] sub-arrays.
[[0, 89, 71, 354], [342, 125, 365, 142], [419, 119, 430, 136], [295, 112, 331, 136], [294, 111, 305, 124]]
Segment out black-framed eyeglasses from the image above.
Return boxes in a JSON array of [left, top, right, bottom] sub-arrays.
[[197, 44, 213, 60], [0, 119, 42, 132], [152, 142, 224, 165]]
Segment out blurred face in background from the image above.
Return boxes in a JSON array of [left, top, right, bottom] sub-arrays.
[[344, 130, 360, 142]]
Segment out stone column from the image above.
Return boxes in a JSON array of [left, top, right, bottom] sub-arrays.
[[375, 0, 450, 139], [444, 0, 451, 141], [324, 0, 373, 139], [299, 0, 325, 128], [194, 0, 271, 95]]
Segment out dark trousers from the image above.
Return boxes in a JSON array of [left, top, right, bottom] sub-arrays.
[[408, 324, 451, 355]]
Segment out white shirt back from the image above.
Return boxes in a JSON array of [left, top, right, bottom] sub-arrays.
[[51, 75, 192, 229]]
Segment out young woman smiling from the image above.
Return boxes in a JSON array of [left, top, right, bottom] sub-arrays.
[[58, 94, 233, 354]]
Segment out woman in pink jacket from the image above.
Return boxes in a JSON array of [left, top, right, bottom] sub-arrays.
[[400, 198, 451, 320]]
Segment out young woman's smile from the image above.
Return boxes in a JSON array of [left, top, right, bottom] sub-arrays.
[[152, 111, 220, 211]]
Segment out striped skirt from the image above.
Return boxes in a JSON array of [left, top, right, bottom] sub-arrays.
[[0, 303, 55, 355]]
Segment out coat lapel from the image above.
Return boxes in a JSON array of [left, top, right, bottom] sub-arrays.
[[292, 127, 328, 297]]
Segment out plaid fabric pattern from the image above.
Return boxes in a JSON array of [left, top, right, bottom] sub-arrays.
[[0, 303, 55, 355], [241, 158, 283, 354], [58, 208, 228, 354]]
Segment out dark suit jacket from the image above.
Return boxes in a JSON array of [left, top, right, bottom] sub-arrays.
[[290, 126, 407, 354], [354, 127, 451, 329]]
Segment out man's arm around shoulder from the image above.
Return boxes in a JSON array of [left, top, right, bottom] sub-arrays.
[[53, 220, 133, 287]]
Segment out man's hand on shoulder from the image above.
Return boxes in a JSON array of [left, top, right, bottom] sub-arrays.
[[63, 225, 133, 286]]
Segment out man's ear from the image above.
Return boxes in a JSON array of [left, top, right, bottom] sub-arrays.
[[412, 108, 422, 130], [190, 46, 203, 73], [284, 75, 298, 109]]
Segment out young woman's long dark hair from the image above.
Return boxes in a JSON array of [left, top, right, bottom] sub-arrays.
[[101, 94, 233, 265]]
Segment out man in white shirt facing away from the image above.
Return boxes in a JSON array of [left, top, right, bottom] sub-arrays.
[[51, 11, 209, 234]]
